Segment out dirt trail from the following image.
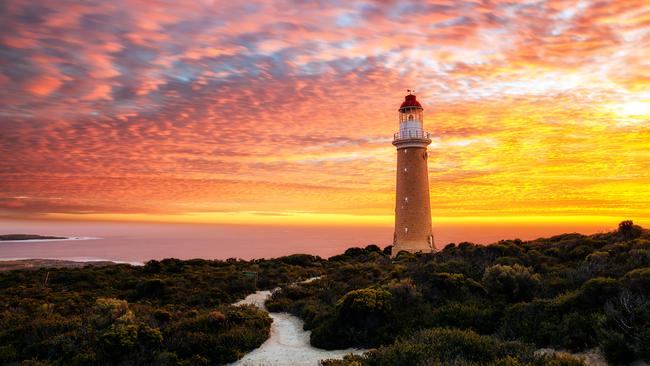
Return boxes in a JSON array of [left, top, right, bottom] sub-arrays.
[[231, 278, 365, 366]]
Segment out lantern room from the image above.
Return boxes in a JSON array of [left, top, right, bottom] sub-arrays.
[[399, 94, 423, 123], [397, 92, 425, 139]]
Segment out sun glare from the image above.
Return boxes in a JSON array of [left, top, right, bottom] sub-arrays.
[[607, 100, 650, 117]]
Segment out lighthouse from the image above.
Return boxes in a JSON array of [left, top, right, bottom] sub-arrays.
[[392, 91, 434, 256]]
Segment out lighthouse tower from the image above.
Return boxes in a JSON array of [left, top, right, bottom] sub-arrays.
[[392, 91, 434, 256]]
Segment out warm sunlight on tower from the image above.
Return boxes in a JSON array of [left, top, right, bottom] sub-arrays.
[[392, 91, 435, 256]]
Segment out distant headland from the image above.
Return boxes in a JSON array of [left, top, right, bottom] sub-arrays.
[[0, 258, 116, 272], [0, 234, 68, 241]]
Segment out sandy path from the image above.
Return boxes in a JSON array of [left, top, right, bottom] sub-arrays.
[[230, 280, 365, 366]]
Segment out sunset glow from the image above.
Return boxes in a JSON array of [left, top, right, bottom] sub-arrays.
[[1, 0, 649, 228]]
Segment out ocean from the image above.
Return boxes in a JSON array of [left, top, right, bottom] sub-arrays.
[[0, 219, 616, 264]]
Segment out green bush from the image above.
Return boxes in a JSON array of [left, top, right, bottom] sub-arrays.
[[336, 288, 392, 319], [483, 264, 541, 302], [618, 220, 643, 240], [430, 302, 500, 334], [600, 331, 634, 365], [340, 328, 584, 366], [625, 267, 650, 293]]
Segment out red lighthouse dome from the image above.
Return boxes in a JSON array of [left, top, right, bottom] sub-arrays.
[[399, 94, 422, 110]]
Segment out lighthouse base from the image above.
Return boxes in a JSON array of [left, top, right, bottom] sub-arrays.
[[392, 234, 435, 257]]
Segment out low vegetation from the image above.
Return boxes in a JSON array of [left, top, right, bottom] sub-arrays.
[[268, 221, 650, 365], [0, 256, 321, 365], [322, 328, 584, 366], [1, 222, 648, 365]]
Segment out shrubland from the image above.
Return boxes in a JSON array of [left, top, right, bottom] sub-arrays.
[[268, 221, 650, 365], [0, 256, 321, 365], [1, 222, 649, 365]]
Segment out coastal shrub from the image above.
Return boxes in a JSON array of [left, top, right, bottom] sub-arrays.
[[429, 301, 500, 334], [154, 309, 173, 322], [98, 323, 163, 362], [413, 269, 485, 301], [308, 288, 395, 349], [550, 277, 619, 311], [482, 264, 540, 302], [94, 298, 133, 327], [0, 257, 317, 364], [600, 331, 634, 365], [144, 260, 163, 273], [624, 267, 650, 292], [279, 254, 321, 266], [433, 258, 473, 276], [495, 256, 524, 266], [382, 245, 392, 256], [557, 312, 599, 349], [385, 279, 418, 307], [618, 220, 643, 240], [2, 222, 649, 364], [0, 345, 17, 363], [335, 288, 392, 342], [365, 245, 382, 253], [164, 305, 271, 363], [602, 288, 650, 363], [336, 288, 392, 319], [322, 328, 584, 366], [135, 278, 166, 299]]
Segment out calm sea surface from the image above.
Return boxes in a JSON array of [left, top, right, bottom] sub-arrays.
[[0, 219, 615, 264]]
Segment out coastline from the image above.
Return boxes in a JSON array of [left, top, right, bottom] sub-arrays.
[[0, 237, 146, 269], [0, 236, 101, 243], [0, 258, 143, 271]]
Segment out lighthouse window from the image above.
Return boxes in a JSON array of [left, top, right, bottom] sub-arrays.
[[404, 227, 409, 233], [408, 114, 414, 121], [404, 168, 407, 172], [404, 197, 408, 202]]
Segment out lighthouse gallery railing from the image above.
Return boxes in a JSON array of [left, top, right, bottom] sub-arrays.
[[393, 130, 432, 141]]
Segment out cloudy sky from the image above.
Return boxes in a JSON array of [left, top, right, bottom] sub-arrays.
[[0, 0, 649, 226]]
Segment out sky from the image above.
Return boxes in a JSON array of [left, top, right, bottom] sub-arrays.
[[0, 0, 649, 229]]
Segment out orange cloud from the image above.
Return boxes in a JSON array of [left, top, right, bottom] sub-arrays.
[[0, 0, 649, 227], [25, 75, 62, 96]]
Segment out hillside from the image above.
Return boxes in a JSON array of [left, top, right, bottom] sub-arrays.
[[0, 221, 648, 365], [0, 234, 67, 241], [268, 221, 650, 365], [0, 259, 116, 272]]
